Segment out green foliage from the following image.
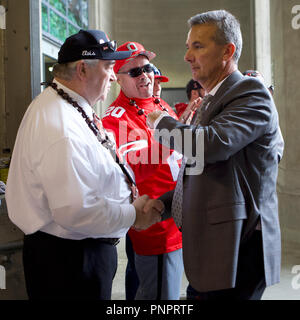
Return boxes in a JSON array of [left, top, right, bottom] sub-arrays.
[[42, 0, 89, 42], [68, 23, 80, 37], [50, 0, 66, 15], [68, 0, 81, 26], [81, 0, 88, 28], [42, 4, 49, 32], [50, 9, 67, 42]]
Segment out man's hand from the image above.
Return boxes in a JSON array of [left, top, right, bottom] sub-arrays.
[[179, 97, 203, 124], [132, 195, 164, 231], [147, 110, 164, 129]]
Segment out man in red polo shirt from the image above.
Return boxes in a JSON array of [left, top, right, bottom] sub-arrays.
[[102, 42, 183, 300]]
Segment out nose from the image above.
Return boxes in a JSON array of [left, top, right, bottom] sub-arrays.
[[138, 69, 148, 78], [136, 71, 150, 83], [184, 49, 193, 63]]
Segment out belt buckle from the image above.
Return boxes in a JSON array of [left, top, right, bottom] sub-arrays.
[[99, 237, 120, 246], [113, 238, 120, 246]]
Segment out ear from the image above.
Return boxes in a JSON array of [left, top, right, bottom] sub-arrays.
[[116, 75, 122, 85], [76, 60, 87, 80], [223, 43, 236, 62]]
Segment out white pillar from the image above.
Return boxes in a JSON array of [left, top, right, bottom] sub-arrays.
[[0, 265, 5, 290], [254, 0, 272, 86]]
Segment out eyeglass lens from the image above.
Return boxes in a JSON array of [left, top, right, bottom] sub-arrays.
[[100, 40, 116, 52], [127, 64, 153, 77]]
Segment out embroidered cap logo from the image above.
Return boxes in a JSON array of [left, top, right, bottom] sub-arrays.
[[126, 43, 138, 52]]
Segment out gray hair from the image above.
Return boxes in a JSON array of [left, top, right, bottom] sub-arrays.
[[188, 10, 243, 63], [52, 59, 99, 81]]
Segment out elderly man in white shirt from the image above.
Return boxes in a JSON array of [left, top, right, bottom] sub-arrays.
[[5, 29, 163, 300]]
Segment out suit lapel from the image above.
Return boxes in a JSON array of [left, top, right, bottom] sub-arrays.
[[200, 71, 244, 125]]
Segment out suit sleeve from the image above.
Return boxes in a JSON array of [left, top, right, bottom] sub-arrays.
[[156, 78, 280, 166]]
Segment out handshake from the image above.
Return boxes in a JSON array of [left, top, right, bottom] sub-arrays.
[[132, 195, 164, 231]]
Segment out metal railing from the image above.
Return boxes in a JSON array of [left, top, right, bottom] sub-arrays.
[[0, 240, 23, 255], [0, 194, 6, 216]]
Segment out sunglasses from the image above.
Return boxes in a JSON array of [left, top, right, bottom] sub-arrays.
[[118, 63, 153, 78], [99, 40, 117, 52]]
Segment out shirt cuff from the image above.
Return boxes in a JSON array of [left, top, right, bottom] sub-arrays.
[[121, 203, 136, 228]]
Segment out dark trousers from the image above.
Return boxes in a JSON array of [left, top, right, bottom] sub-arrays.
[[125, 233, 139, 300], [187, 231, 266, 300], [23, 231, 117, 300]]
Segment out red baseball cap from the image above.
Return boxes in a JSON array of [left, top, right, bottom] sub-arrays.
[[154, 75, 169, 83], [114, 41, 156, 74]]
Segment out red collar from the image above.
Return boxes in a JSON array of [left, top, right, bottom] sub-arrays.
[[117, 91, 157, 109]]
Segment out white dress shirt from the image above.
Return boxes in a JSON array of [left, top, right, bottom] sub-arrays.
[[6, 80, 135, 239]]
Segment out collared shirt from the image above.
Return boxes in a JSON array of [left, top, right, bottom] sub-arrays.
[[6, 79, 135, 239]]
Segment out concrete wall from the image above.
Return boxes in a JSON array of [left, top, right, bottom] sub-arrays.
[[270, 0, 300, 246], [111, 0, 255, 92]]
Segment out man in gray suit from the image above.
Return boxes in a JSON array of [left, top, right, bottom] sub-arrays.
[[147, 10, 284, 300]]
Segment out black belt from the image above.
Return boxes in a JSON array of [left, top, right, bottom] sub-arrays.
[[98, 238, 120, 246], [29, 232, 120, 246]]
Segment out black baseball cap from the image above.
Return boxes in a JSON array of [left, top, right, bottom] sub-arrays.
[[186, 79, 203, 100], [58, 29, 132, 64], [186, 79, 202, 93]]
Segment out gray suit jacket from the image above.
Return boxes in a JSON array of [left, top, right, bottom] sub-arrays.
[[157, 71, 283, 292]]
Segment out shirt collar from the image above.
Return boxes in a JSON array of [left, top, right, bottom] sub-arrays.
[[119, 90, 153, 106], [207, 76, 229, 97], [53, 79, 94, 120]]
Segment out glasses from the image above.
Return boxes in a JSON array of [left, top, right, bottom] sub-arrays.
[[118, 63, 153, 78], [99, 40, 117, 52]]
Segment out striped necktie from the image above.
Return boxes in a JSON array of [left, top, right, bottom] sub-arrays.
[[191, 94, 213, 125], [171, 94, 213, 228]]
